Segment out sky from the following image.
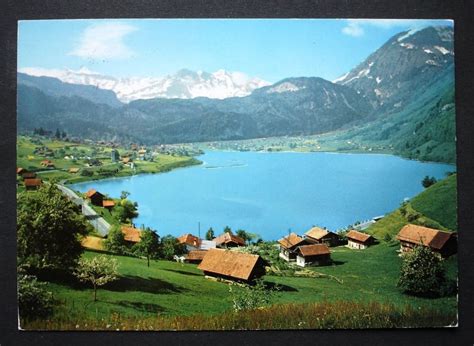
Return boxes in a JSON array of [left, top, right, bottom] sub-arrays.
[[18, 19, 453, 83]]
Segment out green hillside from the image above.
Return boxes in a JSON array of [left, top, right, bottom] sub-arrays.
[[367, 174, 457, 240]]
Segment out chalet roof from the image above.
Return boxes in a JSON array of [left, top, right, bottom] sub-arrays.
[[185, 250, 207, 261], [197, 248, 262, 281], [396, 224, 454, 250], [213, 232, 246, 247], [17, 167, 25, 174], [24, 178, 42, 187], [305, 227, 330, 240], [347, 230, 373, 243], [296, 244, 331, 257], [102, 200, 115, 208], [178, 233, 201, 248], [69, 167, 80, 173], [278, 232, 306, 249], [121, 226, 142, 243], [85, 189, 103, 198], [21, 172, 37, 179]]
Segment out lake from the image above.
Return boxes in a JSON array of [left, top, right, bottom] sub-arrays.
[[71, 151, 455, 240]]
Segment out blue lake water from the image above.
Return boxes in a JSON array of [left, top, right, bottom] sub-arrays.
[[71, 151, 455, 240]]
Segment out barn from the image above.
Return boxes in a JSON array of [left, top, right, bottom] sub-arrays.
[[213, 232, 246, 248], [396, 224, 457, 257], [304, 227, 340, 247], [121, 225, 143, 245], [184, 250, 207, 264], [346, 230, 374, 249], [197, 248, 266, 283], [178, 233, 216, 251], [85, 189, 105, 206], [278, 232, 311, 262], [24, 178, 42, 190], [295, 244, 331, 267]]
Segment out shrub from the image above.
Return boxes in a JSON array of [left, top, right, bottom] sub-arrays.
[[103, 226, 128, 255], [18, 272, 53, 320], [228, 280, 278, 312], [80, 169, 94, 177], [398, 245, 447, 297]]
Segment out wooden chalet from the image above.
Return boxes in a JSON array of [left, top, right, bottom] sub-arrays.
[[85, 189, 105, 206], [278, 232, 311, 262], [305, 227, 340, 247], [295, 244, 331, 267], [102, 200, 115, 210], [197, 248, 266, 283], [21, 172, 37, 180], [213, 232, 246, 248], [396, 224, 457, 257], [184, 250, 207, 264], [121, 225, 143, 244], [178, 233, 201, 251], [24, 178, 42, 190], [346, 230, 374, 249]]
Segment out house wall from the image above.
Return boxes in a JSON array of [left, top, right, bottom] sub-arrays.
[[90, 194, 103, 206], [296, 254, 330, 267], [279, 247, 296, 261], [347, 240, 367, 249]]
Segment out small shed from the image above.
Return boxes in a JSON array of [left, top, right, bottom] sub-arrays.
[[396, 224, 457, 257], [278, 232, 311, 261], [121, 225, 143, 244], [24, 178, 42, 190], [213, 232, 246, 248], [69, 167, 80, 174], [184, 250, 207, 264], [305, 227, 340, 247], [85, 189, 104, 206], [102, 200, 115, 209], [197, 248, 266, 283], [346, 230, 374, 249], [295, 244, 331, 267]]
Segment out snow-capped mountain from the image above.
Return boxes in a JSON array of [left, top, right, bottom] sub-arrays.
[[17, 67, 270, 103]]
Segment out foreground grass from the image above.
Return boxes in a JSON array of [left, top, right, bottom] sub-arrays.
[[24, 300, 456, 330], [23, 243, 457, 330]]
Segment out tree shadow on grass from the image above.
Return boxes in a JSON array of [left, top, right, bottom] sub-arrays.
[[105, 275, 187, 294], [112, 300, 167, 314], [330, 260, 347, 266], [263, 281, 298, 292], [162, 268, 202, 277]]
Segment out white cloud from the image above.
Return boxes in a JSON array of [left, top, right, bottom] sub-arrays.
[[341, 19, 453, 38], [69, 22, 137, 60]]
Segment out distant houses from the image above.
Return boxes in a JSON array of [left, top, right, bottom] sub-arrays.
[[24, 178, 42, 190], [102, 200, 115, 210], [177, 233, 217, 251], [68, 167, 80, 174], [396, 224, 457, 257], [304, 227, 340, 247], [213, 232, 246, 248], [40, 159, 55, 168], [21, 172, 37, 180], [197, 248, 266, 283], [346, 230, 375, 249], [278, 232, 310, 262], [121, 225, 143, 245], [295, 244, 331, 267], [85, 189, 105, 207]]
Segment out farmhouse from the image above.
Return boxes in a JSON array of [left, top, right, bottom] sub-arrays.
[[121, 225, 143, 244], [24, 178, 42, 190], [178, 233, 216, 251], [184, 250, 207, 264], [295, 244, 331, 267], [346, 230, 374, 249], [213, 232, 246, 248], [278, 232, 311, 262], [102, 200, 115, 209], [85, 189, 105, 206], [396, 224, 457, 257], [305, 226, 340, 247], [21, 172, 37, 179], [197, 248, 266, 283], [40, 160, 54, 168]]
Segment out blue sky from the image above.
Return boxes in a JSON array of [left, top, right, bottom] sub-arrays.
[[18, 19, 452, 83]]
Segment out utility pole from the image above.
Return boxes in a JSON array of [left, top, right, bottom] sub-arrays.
[[198, 221, 201, 239]]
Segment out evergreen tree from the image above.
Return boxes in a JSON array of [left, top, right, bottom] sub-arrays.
[[205, 227, 215, 240], [133, 228, 160, 267]]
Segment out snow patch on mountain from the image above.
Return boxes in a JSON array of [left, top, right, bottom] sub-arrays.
[[434, 46, 451, 55], [18, 67, 270, 103], [266, 82, 303, 94]]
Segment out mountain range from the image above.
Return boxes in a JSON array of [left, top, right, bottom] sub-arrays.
[[17, 25, 456, 163]]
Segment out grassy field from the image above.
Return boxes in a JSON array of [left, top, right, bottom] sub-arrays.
[[25, 241, 457, 329], [17, 136, 201, 185]]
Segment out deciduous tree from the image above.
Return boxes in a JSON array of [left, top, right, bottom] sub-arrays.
[[74, 256, 119, 301]]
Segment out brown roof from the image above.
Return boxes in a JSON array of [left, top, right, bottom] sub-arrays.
[[213, 232, 246, 247], [22, 172, 37, 179], [122, 157, 131, 163], [69, 167, 80, 173], [296, 244, 331, 257], [40, 160, 52, 165], [178, 233, 201, 247], [278, 232, 306, 249], [185, 250, 207, 261], [24, 178, 42, 187], [121, 226, 142, 243], [102, 200, 115, 208], [85, 189, 103, 198], [347, 230, 373, 243], [396, 224, 454, 250], [17, 167, 25, 174], [198, 248, 262, 281], [305, 227, 329, 240]]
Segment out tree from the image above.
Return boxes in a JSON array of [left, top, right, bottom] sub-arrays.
[[236, 229, 257, 245], [114, 200, 139, 223], [133, 228, 160, 267], [159, 235, 186, 260], [74, 256, 118, 301], [55, 128, 61, 139], [205, 227, 215, 241], [17, 184, 89, 272], [422, 176, 437, 188], [228, 279, 279, 312], [18, 269, 53, 320], [223, 225, 232, 234], [398, 245, 446, 297], [103, 225, 127, 255], [120, 191, 130, 200]]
